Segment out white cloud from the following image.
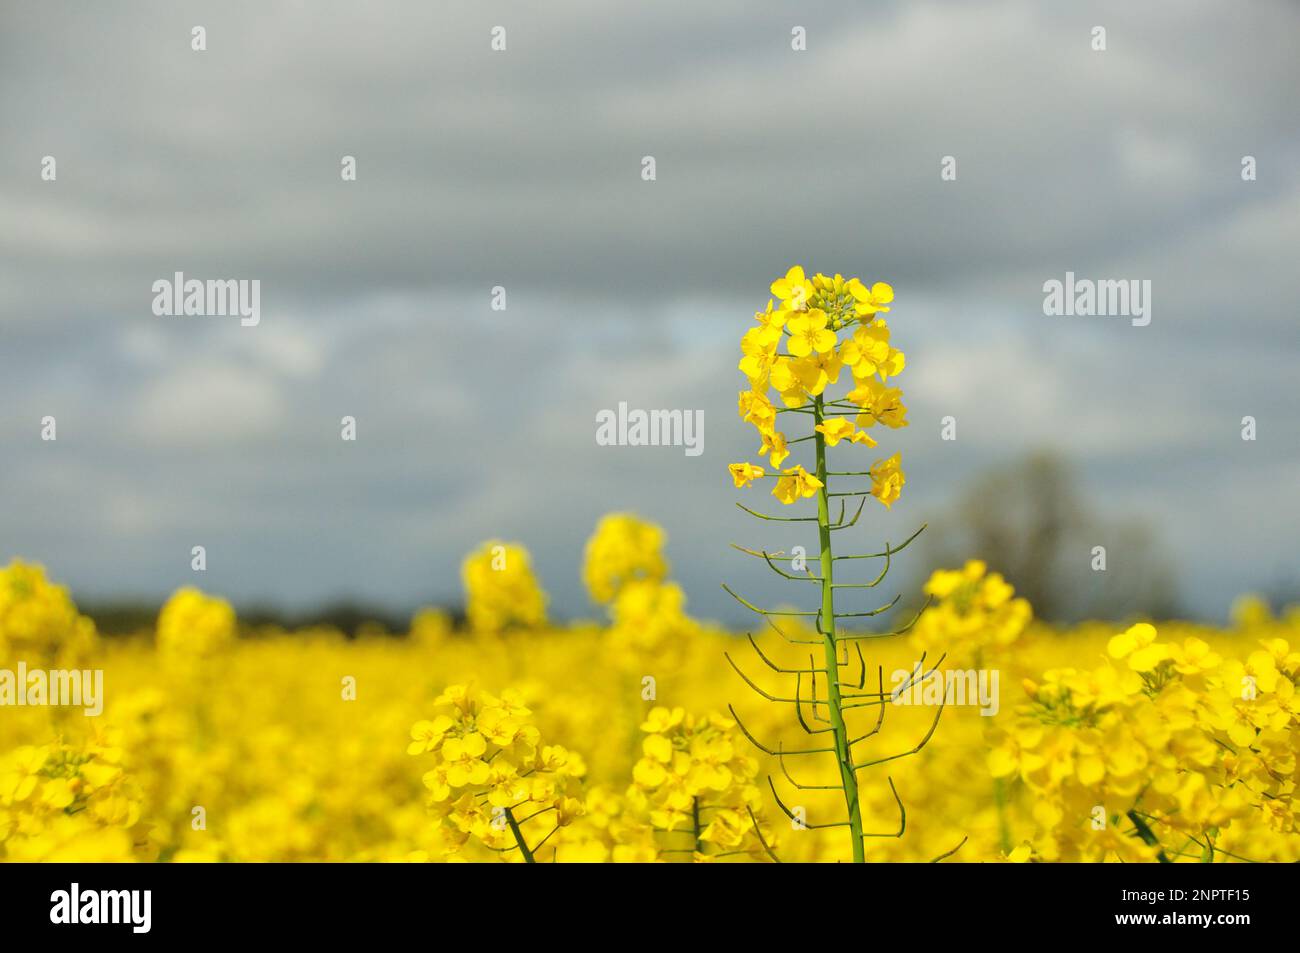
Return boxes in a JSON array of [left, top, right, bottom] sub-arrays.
[[130, 363, 287, 445]]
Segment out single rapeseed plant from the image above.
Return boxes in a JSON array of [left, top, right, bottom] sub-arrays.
[[626, 706, 778, 862], [408, 683, 585, 862], [461, 542, 548, 634], [726, 266, 959, 863]]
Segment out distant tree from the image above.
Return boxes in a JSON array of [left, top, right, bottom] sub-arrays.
[[1262, 570, 1300, 616], [923, 452, 1180, 623]]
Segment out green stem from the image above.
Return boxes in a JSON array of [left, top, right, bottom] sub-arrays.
[[813, 394, 866, 862], [504, 806, 536, 863], [1201, 827, 1216, 863], [692, 797, 703, 858], [993, 778, 1012, 855], [1126, 809, 1170, 863]]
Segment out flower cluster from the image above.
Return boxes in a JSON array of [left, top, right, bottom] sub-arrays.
[[550, 785, 661, 863], [0, 560, 97, 668], [0, 728, 144, 861], [730, 266, 909, 508], [607, 577, 698, 656], [408, 684, 585, 861], [156, 586, 235, 662], [460, 542, 547, 634], [625, 706, 774, 861], [910, 560, 1033, 666], [990, 622, 1300, 862], [581, 514, 699, 658], [582, 513, 669, 605]]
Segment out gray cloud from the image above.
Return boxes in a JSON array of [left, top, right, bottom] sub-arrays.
[[2, 0, 1298, 623]]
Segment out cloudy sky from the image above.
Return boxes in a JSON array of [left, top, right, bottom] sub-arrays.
[[2, 0, 1297, 625]]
